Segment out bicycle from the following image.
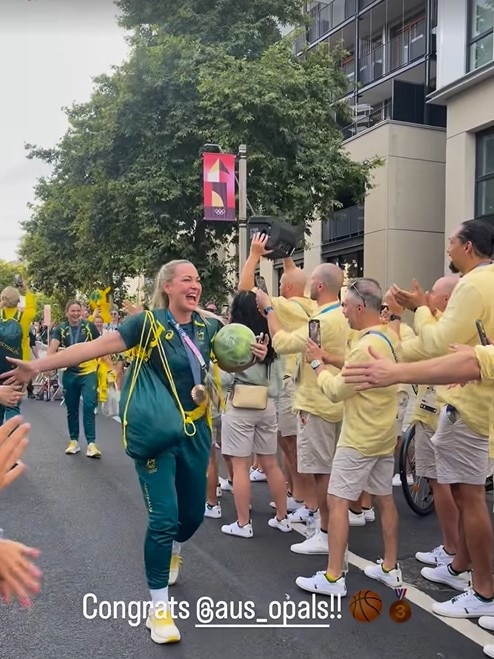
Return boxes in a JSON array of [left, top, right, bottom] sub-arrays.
[[399, 424, 434, 516]]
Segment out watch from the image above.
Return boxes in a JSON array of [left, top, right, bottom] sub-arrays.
[[310, 359, 322, 370], [263, 306, 274, 316], [389, 314, 402, 322]]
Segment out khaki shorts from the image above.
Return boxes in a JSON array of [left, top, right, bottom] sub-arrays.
[[221, 399, 278, 458], [277, 377, 297, 438], [431, 407, 489, 485], [297, 411, 340, 474], [328, 447, 394, 500], [414, 421, 437, 479]]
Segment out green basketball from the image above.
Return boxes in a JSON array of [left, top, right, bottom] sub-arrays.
[[213, 323, 256, 371]]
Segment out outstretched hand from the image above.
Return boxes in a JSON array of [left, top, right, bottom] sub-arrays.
[[0, 416, 30, 490], [0, 360, 36, 386]]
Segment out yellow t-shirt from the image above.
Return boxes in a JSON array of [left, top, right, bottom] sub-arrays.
[[318, 325, 401, 456], [271, 296, 317, 377], [401, 264, 494, 437], [272, 302, 349, 422]]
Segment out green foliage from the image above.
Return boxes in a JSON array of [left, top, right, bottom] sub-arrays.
[[21, 1, 376, 300], [0, 260, 26, 293]]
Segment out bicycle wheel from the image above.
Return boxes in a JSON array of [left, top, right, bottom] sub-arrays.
[[399, 424, 434, 516]]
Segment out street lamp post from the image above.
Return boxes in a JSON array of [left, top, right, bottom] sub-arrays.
[[238, 144, 248, 275]]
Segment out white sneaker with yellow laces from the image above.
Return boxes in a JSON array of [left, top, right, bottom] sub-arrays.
[[146, 606, 181, 644]]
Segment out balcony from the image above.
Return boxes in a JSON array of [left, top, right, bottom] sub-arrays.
[[306, 0, 356, 45], [322, 205, 365, 244], [357, 18, 426, 87]]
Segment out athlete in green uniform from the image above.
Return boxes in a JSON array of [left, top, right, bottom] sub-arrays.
[[3, 260, 267, 645], [50, 300, 101, 457]]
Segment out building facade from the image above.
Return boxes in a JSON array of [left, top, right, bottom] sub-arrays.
[[261, 0, 493, 295], [430, 0, 494, 270]]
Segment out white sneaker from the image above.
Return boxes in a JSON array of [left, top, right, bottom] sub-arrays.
[[249, 468, 267, 482], [146, 607, 181, 644], [296, 571, 347, 596], [65, 440, 80, 455], [392, 473, 414, 486], [221, 520, 253, 538], [479, 616, 494, 631], [484, 645, 494, 658], [169, 542, 182, 586], [216, 484, 223, 498], [268, 516, 292, 533], [288, 506, 318, 524], [432, 590, 494, 618], [363, 507, 375, 522], [348, 510, 366, 526], [290, 530, 328, 555], [219, 477, 233, 492], [364, 561, 403, 588], [415, 544, 454, 566], [421, 564, 470, 591], [270, 496, 303, 513], [204, 503, 222, 519]]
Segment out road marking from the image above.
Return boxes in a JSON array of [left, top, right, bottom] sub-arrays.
[[291, 523, 494, 648]]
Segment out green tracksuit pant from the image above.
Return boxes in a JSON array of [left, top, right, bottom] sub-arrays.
[[134, 418, 211, 590], [62, 370, 98, 444], [0, 403, 21, 424]]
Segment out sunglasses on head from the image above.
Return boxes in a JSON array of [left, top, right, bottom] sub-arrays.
[[349, 281, 366, 307]]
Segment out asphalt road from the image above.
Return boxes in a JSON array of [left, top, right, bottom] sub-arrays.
[[1, 399, 493, 659]]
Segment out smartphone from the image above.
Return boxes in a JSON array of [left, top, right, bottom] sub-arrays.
[[476, 319, 489, 346], [14, 274, 23, 288], [255, 275, 269, 294], [308, 319, 321, 347]]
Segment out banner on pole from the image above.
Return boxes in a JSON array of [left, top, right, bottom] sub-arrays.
[[43, 304, 51, 327], [203, 152, 236, 221]]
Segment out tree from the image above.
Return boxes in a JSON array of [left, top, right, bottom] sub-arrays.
[[116, 0, 306, 59], [0, 261, 26, 294], [21, 2, 376, 301]]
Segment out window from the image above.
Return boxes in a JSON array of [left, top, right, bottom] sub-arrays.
[[468, 0, 494, 71], [476, 129, 494, 223]]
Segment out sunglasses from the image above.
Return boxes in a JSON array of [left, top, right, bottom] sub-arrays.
[[349, 281, 366, 307]]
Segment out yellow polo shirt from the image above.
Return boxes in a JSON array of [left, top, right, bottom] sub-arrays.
[[317, 325, 401, 456], [474, 345, 494, 457], [401, 264, 494, 437], [271, 296, 317, 377], [272, 302, 349, 423]]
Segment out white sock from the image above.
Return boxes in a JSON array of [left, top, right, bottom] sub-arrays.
[[172, 541, 181, 554], [150, 587, 169, 613]]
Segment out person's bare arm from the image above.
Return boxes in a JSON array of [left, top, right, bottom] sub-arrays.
[[342, 345, 480, 390]]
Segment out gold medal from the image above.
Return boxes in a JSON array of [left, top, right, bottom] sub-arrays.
[[191, 384, 208, 405]]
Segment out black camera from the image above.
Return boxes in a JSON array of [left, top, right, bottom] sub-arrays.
[[248, 216, 300, 260]]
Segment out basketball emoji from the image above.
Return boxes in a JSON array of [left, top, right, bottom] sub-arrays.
[[349, 590, 383, 623]]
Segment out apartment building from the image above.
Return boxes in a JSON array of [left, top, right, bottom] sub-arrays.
[[430, 0, 494, 267], [260, 0, 451, 294]]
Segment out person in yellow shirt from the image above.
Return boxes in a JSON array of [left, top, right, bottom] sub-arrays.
[[0, 282, 36, 423], [239, 232, 316, 506], [343, 218, 494, 621], [409, 276, 464, 583], [255, 263, 348, 556], [294, 278, 402, 597]]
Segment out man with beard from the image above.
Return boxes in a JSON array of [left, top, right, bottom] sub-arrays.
[[348, 219, 494, 620]]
